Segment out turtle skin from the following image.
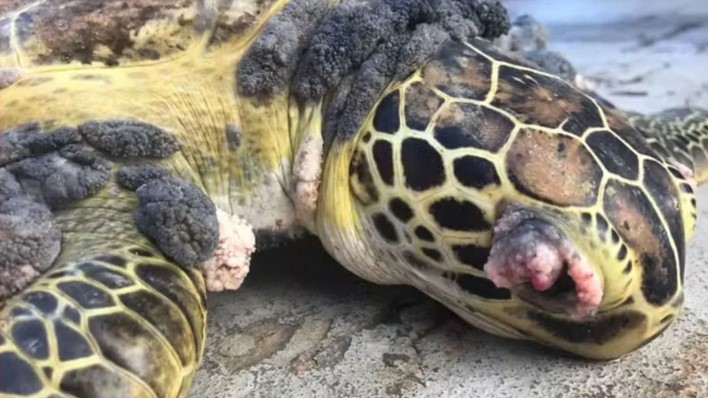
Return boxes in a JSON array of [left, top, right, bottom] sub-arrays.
[[1, 0, 707, 397]]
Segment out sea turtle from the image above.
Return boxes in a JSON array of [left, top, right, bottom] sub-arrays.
[[0, 0, 707, 396]]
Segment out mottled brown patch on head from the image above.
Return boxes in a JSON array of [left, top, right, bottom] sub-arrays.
[[421, 41, 492, 101], [4, 0, 202, 66], [506, 128, 602, 206], [492, 65, 603, 135], [603, 179, 679, 305], [433, 102, 514, 152], [403, 81, 444, 131]]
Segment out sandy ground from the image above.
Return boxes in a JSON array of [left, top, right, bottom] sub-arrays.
[[190, 1, 708, 397]]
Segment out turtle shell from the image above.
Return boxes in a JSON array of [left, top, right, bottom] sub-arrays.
[[0, 0, 280, 68]]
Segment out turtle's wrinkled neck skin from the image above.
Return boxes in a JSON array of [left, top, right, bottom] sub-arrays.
[[0, 0, 315, 244]]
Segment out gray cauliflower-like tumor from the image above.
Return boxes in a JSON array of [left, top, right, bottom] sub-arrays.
[[78, 119, 180, 159], [236, 0, 330, 97], [6, 144, 111, 209], [134, 176, 218, 268], [291, 0, 509, 100], [288, 0, 509, 145], [237, 0, 510, 143], [116, 164, 173, 191], [0, 124, 81, 166], [0, 171, 61, 300]]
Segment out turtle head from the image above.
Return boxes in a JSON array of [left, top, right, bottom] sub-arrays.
[[315, 39, 691, 361]]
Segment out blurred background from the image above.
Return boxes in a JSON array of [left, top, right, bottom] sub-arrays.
[[503, 0, 708, 113]]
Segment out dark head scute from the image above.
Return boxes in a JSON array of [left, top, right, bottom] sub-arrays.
[[388, 198, 414, 223], [404, 82, 444, 131], [452, 244, 490, 271], [595, 214, 609, 236], [401, 138, 446, 191], [603, 179, 679, 305], [642, 160, 685, 280], [506, 129, 602, 206], [586, 130, 640, 180], [350, 149, 379, 206], [606, 110, 658, 157], [402, 251, 435, 272], [373, 90, 401, 134], [422, 248, 443, 262], [429, 198, 490, 232], [455, 273, 511, 300], [372, 213, 399, 243], [421, 41, 493, 101], [434, 102, 514, 151], [492, 65, 602, 135], [372, 140, 394, 186], [453, 155, 501, 190], [528, 310, 646, 345], [414, 225, 435, 242]]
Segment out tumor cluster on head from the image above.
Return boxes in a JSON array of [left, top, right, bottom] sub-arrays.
[[237, 0, 511, 146]]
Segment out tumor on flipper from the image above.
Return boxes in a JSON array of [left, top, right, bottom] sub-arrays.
[[134, 176, 219, 268], [6, 144, 111, 209], [0, 170, 61, 302], [0, 124, 82, 167], [77, 119, 180, 159], [199, 208, 256, 292], [116, 164, 172, 191]]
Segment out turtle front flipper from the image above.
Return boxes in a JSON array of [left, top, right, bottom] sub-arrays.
[[0, 179, 208, 397]]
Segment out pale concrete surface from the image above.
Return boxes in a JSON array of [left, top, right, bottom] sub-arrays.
[[190, 2, 708, 397]]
